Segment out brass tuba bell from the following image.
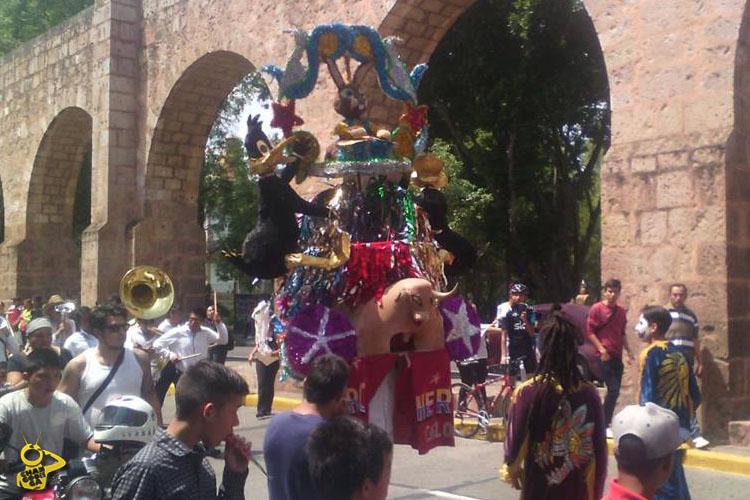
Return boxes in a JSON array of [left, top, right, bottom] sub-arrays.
[[119, 265, 174, 320]]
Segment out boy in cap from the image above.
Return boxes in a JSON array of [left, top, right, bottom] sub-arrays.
[[604, 403, 682, 500], [6, 318, 73, 390], [634, 306, 700, 500]]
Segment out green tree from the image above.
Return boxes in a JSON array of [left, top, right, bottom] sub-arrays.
[[198, 73, 271, 282], [427, 140, 499, 318], [419, 0, 609, 305], [0, 0, 93, 55]]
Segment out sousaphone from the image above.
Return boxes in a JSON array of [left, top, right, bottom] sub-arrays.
[[119, 265, 174, 320]]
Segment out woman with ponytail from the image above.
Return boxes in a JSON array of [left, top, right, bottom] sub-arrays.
[[502, 306, 608, 500]]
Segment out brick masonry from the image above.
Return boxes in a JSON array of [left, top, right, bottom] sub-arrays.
[[0, 0, 749, 438]]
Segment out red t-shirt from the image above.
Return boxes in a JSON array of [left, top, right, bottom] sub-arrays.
[[602, 479, 649, 500], [586, 301, 627, 358]]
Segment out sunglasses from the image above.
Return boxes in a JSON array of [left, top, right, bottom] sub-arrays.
[[103, 324, 127, 332]]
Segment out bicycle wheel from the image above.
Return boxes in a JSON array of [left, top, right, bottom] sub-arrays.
[[452, 382, 481, 438]]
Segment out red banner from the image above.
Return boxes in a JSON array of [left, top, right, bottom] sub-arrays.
[[346, 349, 454, 455]]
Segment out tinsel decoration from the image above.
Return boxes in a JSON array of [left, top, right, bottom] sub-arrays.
[[341, 241, 421, 308]]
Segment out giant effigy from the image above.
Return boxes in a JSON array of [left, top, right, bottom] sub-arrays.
[[237, 23, 481, 454]]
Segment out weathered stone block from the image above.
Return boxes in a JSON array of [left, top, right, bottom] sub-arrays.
[[729, 421, 750, 446], [696, 243, 726, 275], [684, 91, 733, 133], [631, 155, 656, 173], [656, 171, 693, 209], [638, 210, 667, 245]]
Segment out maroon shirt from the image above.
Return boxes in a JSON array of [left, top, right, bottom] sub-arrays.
[[503, 377, 607, 500], [586, 301, 627, 358]]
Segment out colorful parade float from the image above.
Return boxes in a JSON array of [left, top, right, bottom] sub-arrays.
[[236, 24, 481, 454]]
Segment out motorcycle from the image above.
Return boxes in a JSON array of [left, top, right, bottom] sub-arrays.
[[17, 457, 102, 500], [0, 396, 157, 500], [0, 444, 103, 500]]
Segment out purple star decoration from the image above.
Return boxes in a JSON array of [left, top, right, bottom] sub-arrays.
[[439, 296, 481, 361], [286, 305, 358, 375]]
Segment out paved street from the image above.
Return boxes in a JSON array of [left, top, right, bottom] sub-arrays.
[[161, 387, 750, 499]]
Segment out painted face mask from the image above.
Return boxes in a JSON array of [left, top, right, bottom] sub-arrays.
[[634, 314, 649, 340]]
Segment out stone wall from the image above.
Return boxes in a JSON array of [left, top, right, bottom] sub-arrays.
[[595, 0, 743, 438], [0, 6, 96, 299], [1, 0, 749, 436]]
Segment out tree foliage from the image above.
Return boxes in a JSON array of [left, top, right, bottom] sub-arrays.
[[419, 0, 609, 309], [0, 0, 93, 55], [198, 73, 271, 283]]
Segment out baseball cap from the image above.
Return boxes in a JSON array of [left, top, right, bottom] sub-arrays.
[[26, 317, 54, 336], [612, 403, 681, 460], [510, 282, 527, 294]]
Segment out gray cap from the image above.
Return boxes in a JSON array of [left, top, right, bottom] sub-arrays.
[[612, 403, 681, 460], [26, 317, 53, 336]]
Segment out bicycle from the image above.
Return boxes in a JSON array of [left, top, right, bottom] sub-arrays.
[[452, 358, 528, 438]]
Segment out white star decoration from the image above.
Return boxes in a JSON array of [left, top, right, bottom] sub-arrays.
[[443, 300, 478, 355], [289, 308, 356, 364]]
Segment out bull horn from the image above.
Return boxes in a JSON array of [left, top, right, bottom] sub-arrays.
[[432, 284, 459, 301]]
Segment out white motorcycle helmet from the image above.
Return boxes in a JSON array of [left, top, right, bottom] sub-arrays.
[[94, 395, 158, 444]]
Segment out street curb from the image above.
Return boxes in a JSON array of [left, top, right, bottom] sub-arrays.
[[605, 440, 750, 477], [175, 387, 750, 478], [425, 418, 750, 477], [166, 384, 301, 412], [244, 394, 300, 411]]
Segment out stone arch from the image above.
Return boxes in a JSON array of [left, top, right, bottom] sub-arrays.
[[137, 51, 255, 308], [22, 106, 93, 299], [366, 1, 610, 145], [725, 1, 750, 433]]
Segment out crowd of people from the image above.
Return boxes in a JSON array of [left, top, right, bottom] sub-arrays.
[[493, 279, 704, 500], [0, 277, 709, 500], [0, 293, 392, 500]]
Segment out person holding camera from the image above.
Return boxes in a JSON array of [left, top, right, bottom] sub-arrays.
[[500, 282, 537, 375], [250, 297, 280, 419]]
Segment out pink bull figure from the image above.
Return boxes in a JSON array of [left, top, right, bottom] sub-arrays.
[[346, 278, 457, 356]]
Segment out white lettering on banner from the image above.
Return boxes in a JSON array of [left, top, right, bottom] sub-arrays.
[[415, 388, 451, 422], [423, 421, 454, 443], [345, 383, 366, 414]]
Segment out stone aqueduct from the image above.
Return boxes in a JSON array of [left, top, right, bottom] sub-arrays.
[[1, 0, 749, 436]]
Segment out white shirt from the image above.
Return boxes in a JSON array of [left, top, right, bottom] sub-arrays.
[[206, 321, 229, 346], [157, 318, 182, 334], [77, 348, 144, 426], [63, 329, 99, 358], [0, 389, 91, 467], [252, 301, 278, 365], [126, 325, 162, 379], [0, 317, 21, 363], [52, 318, 77, 348], [495, 301, 511, 324], [153, 324, 221, 372]]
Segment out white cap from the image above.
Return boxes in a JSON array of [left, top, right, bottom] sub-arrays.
[[26, 317, 53, 336], [612, 403, 681, 460]]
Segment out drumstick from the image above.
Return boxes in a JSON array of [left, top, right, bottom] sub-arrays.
[[179, 352, 204, 361]]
